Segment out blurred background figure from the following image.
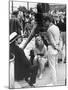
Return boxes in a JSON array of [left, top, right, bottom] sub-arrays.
[[9, 11, 22, 35]]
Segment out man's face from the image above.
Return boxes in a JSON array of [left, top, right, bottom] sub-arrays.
[[15, 37, 22, 45], [43, 20, 50, 28]]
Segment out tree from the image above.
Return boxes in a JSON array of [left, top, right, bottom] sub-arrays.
[[37, 3, 50, 13], [18, 6, 27, 13]]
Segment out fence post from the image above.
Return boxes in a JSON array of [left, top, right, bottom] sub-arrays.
[[27, 2, 29, 10], [12, 1, 13, 13]]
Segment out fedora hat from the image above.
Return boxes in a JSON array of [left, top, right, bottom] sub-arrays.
[[9, 32, 19, 44]]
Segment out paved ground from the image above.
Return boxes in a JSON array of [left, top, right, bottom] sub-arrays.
[[14, 63, 66, 88], [14, 38, 66, 88]]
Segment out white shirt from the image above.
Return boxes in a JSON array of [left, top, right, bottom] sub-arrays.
[[48, 24, 60, 45], [47, 24, 60, 55]]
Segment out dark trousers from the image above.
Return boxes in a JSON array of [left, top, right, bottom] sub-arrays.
[[25, 64, 38, 84]]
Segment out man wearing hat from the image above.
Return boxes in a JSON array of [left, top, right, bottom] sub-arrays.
[[9, 32, 38, 87]]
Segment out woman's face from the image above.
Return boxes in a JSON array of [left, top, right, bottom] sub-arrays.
[[36, 36, 44, 46]]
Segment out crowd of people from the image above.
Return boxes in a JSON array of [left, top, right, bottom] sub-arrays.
[[9, 4, 66, 36], [9, 3, 66, 88], [9, 6, 35, 37]]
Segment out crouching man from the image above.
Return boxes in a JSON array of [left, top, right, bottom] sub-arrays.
[[9, 32, 38, 87]]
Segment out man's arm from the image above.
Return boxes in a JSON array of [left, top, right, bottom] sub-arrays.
[[22, 23, 37, 49]]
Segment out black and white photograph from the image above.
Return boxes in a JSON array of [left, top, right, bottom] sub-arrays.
[[9, 0, 66, 88]]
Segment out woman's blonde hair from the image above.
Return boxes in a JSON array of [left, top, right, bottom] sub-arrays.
[[35, 36, 44, 49]]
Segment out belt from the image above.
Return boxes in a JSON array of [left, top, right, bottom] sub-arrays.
[[37, 53, 44, 56]]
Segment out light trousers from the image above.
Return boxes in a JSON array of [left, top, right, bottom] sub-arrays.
[[48, 45, 58, 85]]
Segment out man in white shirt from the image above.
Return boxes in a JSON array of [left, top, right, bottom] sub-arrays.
[[43, 16, 61, 85]]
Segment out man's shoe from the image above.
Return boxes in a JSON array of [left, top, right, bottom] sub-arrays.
[[28, 80, 36, 87]]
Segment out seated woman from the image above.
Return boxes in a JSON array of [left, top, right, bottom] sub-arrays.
[[33, 36, 48, 79]]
